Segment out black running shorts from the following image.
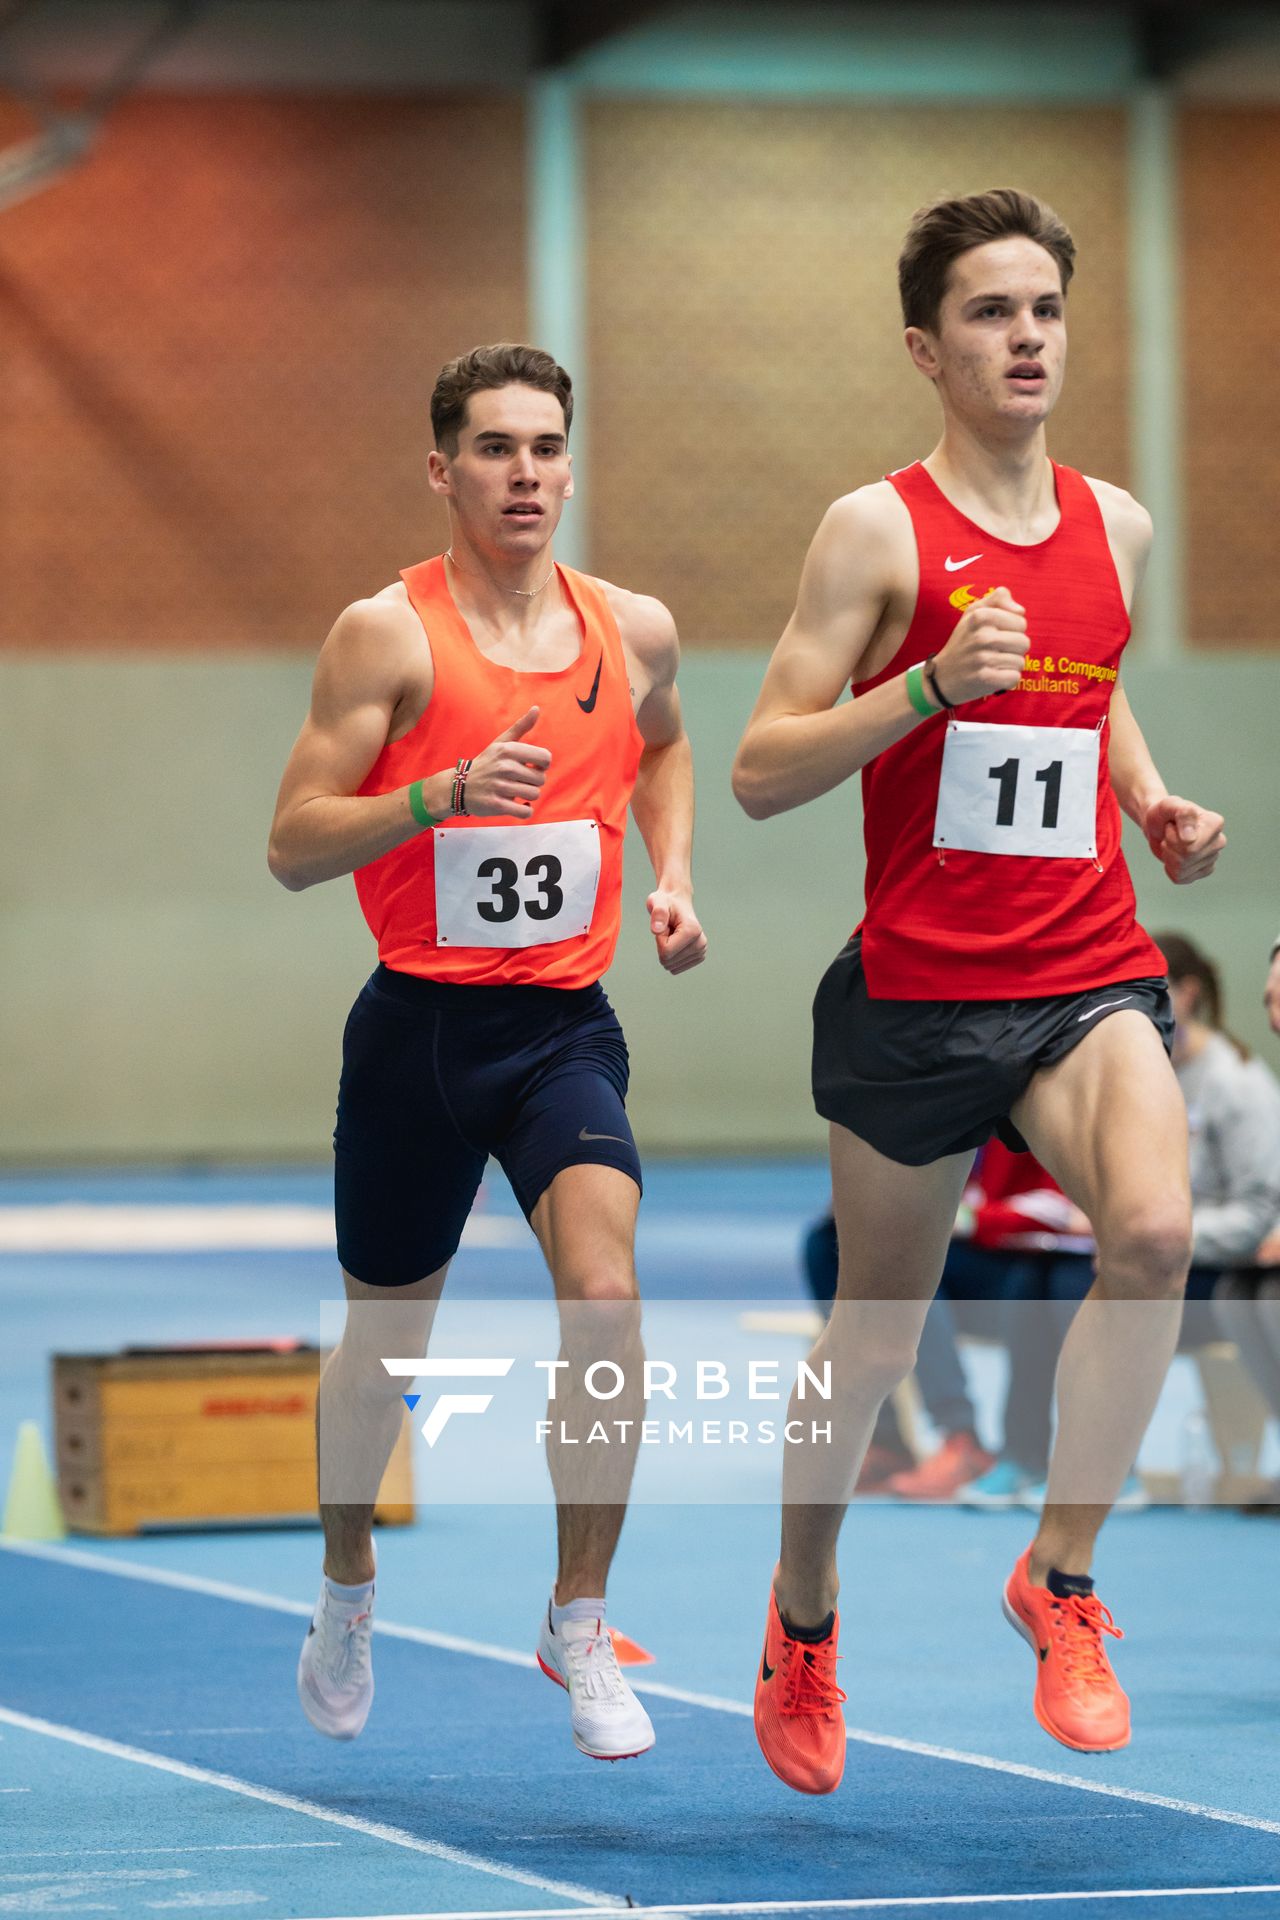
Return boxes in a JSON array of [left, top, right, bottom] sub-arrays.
[[812, 934, 1174, 1167], [335, 965, 641, 1286]]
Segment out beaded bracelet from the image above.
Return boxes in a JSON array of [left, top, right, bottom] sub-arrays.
[[451, 757, 474, 816]]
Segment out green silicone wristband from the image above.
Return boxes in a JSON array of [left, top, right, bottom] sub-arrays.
[[408, 779, 440, 829], [905, 662, 939, 719]]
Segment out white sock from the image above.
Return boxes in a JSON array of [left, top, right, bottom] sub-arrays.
[[551, 1593, 606, 1631], [323, 1572, 374, 1612]]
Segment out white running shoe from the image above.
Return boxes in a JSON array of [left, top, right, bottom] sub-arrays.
[[536, 1605, 655, 1761], [297, 1570, 376, 1740]]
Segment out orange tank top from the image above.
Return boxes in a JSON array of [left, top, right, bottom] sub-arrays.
[[353, 556, 644, 987]]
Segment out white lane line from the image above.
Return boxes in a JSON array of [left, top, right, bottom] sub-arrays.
[[0, 1787, 31, 1792], [0, 1204, 523, 1253], [4, 1540, 1278, 1839], [273, 1894, 1280, 1919], [622, 1679, 1280, 1840], [0, 1708, 615, 1909], [0, 1541, 536, 1670], [838, 1730, 1280, 1840], [3, 1845, 342, 1858]]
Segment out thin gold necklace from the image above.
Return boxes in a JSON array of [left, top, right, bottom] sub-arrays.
[[445, 547, 555, 599]]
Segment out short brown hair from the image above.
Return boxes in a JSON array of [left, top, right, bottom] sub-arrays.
[[898, 188, 1076, 333], [430, 342, 573, 454]]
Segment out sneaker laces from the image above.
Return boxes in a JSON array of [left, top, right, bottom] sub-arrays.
[[313, 1599, 373, 1692], [778, 1637, 848, 1718], [1050, 1592, 1123, 1685], [562, 1624, 630, 1707]]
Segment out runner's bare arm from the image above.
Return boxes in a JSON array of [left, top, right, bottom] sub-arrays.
[[731, 491, 908, 818], [1109, 683, 1226, 885], [732, 486, 1028, 818], [1107, 683, 1166, 827], [268, 597, 438, 890], [1092, 486, 1227, 886], [268, 597, 553, 890], [615, 589, 706, 976]]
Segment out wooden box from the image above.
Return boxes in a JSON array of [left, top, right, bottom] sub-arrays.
[[53, 1344, 414, 1535]]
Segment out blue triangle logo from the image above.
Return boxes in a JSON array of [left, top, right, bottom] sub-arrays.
[[402, 1393, 420, 1411]]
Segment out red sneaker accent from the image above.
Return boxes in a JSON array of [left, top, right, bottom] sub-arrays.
[[753, 1582, 847, 1795], [854, 1444, 914, 1495], [884, 1431, 995, 1501], [1002, 1546, 1130, 1753]]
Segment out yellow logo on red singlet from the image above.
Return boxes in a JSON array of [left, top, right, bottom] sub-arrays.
[[948, 582, 997, 612]]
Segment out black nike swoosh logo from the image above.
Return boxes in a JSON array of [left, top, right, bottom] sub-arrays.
[[576, 654, 603, 713], [1038, 1644, 1049, 1662], [761, 1654, 775, 1682]]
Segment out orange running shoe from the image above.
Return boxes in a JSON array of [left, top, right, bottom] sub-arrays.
[[1002, 1546, 1130, 1752], [753, 1583, 848, 1794]]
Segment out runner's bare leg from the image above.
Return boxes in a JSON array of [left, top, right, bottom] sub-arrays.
[[776, 1124, 973, 1627], [1012, 1011, 1190, 1580]]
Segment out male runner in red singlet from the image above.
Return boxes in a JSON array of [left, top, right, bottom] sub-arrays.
[[269, 343, 705, 1762], [733, 190, 1225, 1793]]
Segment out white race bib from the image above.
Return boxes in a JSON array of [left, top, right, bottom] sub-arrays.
[[932, 721, 1100, 860], [434, 819, 601, 949]]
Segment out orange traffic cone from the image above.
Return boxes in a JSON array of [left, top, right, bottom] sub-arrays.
[[608, 1626, 654, 1666]]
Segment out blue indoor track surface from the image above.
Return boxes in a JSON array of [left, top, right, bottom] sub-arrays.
[[2, 1163, 1279, 1920]]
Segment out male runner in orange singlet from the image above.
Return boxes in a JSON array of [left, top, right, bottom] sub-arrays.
[[269, 343, 705, 1762], [733, 191, 1225, 1792]]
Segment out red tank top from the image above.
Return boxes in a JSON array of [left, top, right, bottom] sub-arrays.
[[353, 557, 644, 987], [856, 461, 1164, 999]]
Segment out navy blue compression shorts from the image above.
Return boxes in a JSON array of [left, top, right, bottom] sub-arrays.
[[334, 965, 642, 1287]]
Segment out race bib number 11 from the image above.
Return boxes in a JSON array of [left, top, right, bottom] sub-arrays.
[[933, 721, 1100, 860], [434, 818, 601, 949]]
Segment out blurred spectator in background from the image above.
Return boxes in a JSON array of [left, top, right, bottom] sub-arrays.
[[804, 931, 1280, 1507], [1210, 929, 1280, 1512], [1214, 1250, 1280, 1514], [1265, 930, 1280, 1035], [959, 930, 1280, 1510], [1160, 933, 1280, 1275]]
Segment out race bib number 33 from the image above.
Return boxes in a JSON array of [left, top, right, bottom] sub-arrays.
[[933, 721, 1100, 860], [434, 819, 601, 949]]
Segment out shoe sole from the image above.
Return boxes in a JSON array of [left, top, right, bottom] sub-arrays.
[[1000, 1586, 1129, 1754], [296, 1664, 372, 1741], [536, 1651, 654, 1761], [753, 1717, 845, 1796]]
